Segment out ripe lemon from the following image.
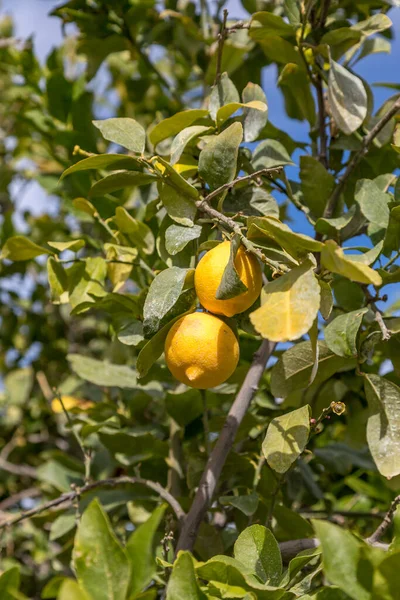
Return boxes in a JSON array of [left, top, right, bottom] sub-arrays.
[[51, 395, 93, 413], [164, 312, 239, 389], [195, 240, 263, 317]]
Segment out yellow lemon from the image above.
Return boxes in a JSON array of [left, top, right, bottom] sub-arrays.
[[164, 312, 239, 389], [195, 241, 263, 317], [51, 395, 93, 413]]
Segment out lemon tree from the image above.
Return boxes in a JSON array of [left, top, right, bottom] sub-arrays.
[[1, 0, 400, 598]]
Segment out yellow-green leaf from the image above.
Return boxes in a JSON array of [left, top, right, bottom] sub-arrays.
[[250, 260, 320, 342], [321, 240, 382, 285], [1, 236, 52, 261], [247, 217, 324, 258]]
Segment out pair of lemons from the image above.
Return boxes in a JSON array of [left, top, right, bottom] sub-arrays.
[[164, 241, 263, 389]]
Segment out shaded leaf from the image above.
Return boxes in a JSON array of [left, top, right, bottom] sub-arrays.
[[262, 405, 311, 474], [248, 216, 324, 258], [47, 258, 69, 304], [319, 281, 333, 320], [117, 321, 144, 347], [61, 154, 141, 180], [242, 83, 269, 142], [219, 492, 259, 517], [165, 224, 202, 256], [170, 126, 212, 165], [0, 567, 20, 600], [209, 73, 240, 121], [278, 64, 316, 125], [355, 178, 390, 241], [250, 12, 296, 39], [158, 182, 197, 227], [216, 235, 248, 300], [300, 157, 335, 218], [252, 140, 294, 170], [114, 207, 155, 255], [89, 172, 157, 197], [150, 109, 210, 148]]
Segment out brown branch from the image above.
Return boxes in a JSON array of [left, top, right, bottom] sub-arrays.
[[0, 457, 37, 479], [279, 537, 389, 563], [0, 476, 186, 530], [316, 76, 328, 168], [367, 494, 400, 544], [214, 9, 229, 86], [203, 167, 283, 204], [363, 287, 391, 341], [175, 339, 275, 553], [0, 488, 40, 512], [324, 97, 400, 219]]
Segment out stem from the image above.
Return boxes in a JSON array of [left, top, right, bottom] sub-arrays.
[[175, 339, 275, 553], [167, 419, 183, 499], [324, 97, 400, 219], [94, 212, 119, 241], [367, 494, 400, 544], [384, 249, 400, 270], [316, 74, 328, 168], [0, 476, 186, 530], [204, 166, 283, 204], [214, 9, 228, 86], [201, 389, 211, 457]]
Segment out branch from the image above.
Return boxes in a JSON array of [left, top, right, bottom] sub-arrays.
[[324, 97, 400, 219], [0, 457, 37, 479], [316, 76, 328, 168], [203, 167, 283, 204], [363, 287, 391, 341], [279, 537, 389, 563], [367, 494, 400, 544], [0, 488, 40, 512], [0, 476, 186, 530], [214, 9, 229, 85], [175, 339, 275, 553]]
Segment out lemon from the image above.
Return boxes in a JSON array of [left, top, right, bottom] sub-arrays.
[[51, 395, 93, 413], [164, 312, 239, 389], [195, 241, 263, 317]]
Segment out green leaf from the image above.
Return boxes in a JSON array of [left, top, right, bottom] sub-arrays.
[[50, 513, 76, 541], [198, 122, 243, 191], [255, 35, 302, 67], [89, 172, 157, 197], [352, 13, 392, 36], [248, 216, 324, 258], [315, 206, 357, 237], [250, 12, 296, 40], [69, 257, 107, 308], [57, 580, 92, 600], [126, 505, 166, 596], [143, 267, 194, 336], [68, 354, 138, 388], [0, 567, 20, 600], [224, 187, 279, 218], [117, 321, 144, 347], [262, 405, 311, 474], [166, 551, 206, 600], [158, 182, 197, 227], [170, 126, 212, 165], [321, 29, 361, 60], [284, 0, 301, 25], [61, 154, 142, 180], [373, 551, 400, 600], [234, 525, 282, 585], [137, 310, 194, 379], [93, 118, 146, 154], [47, 258, 69, 304], [114, 207, 155, 255], [216, 235, 248, 300], [356, 37, 391, 63], [47, 71, 73, 123], [270, 340, 356, 398], [219, 492, 259, 517], [300, 157, 335, 218], [216, 100, 267, 129], [1, 236, 52, 261], [73, 499, 130, 600], [355, 178, 390, 241], [321, 240, 382, 286], [278, 64, 316, 125], [252, 140, 294, 170], [165, 388, 203, 427], [327, 59, 367, 135], [312, 520, 373, 600], [250, 260, 320, 343], [165, 224, 202, 256], [47, 239, 85, 252], [324, 308, 368, 358], [150, 109, 210, 148], [242, 83, 269, 142], [364, 374, 400, 479], [209, 73, 240, 121], [383, 204, 400, 257]]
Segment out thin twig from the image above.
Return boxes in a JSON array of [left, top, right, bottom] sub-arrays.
[[0, 476, 186, 530], [0, 488, 40, 512], [175, 339, 275, 553], [367, 494, 400, 544], [214, 9, 229, 86], [324, 97, 400, 219], [204, 167, 283, 204], [363, 287, 391, 341], [201, 390, 211, 457], [384, 249, 400, 270], [0, 457, 37, 479], [279, 537, 389, 563], [316, 76, 328, 168]]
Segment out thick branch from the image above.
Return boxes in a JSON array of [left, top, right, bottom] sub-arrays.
[[175, 339, 275, 553], [0, 476, 186, 530], [214, 9, 228, 85], [279, 537, 389, 563], [324, 98, 400, 219], [367, 494, 400, 544]]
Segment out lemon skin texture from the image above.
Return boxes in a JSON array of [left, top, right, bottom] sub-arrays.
[[164, 312, 239, 389], [195, 241, 263, 317]]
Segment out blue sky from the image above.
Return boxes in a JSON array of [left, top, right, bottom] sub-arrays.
[[2, 0, 400, 306]]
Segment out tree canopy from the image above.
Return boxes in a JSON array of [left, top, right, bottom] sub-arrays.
[[1, 0, 400, 598]]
